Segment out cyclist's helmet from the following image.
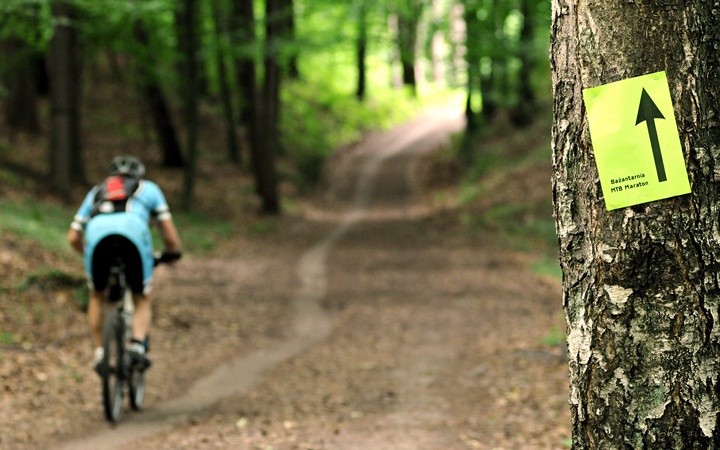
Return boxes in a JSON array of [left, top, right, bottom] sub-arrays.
[[109, 155, 145, 179]]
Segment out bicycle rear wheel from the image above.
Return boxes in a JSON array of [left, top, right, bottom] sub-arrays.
[[101, 309, 125, 422]]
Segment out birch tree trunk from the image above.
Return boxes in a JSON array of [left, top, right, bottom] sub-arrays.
[[552, 1, 720, 447]]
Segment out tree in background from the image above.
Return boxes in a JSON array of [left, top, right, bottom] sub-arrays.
[[0, 0, 551, 211], [133, 23, 184, 168], [1, 39, 40, 133], [354, 0, 368, 100], [47, 0, 84, 195], [231, 0, 258, 166], [510, 0, 536, 127], [393, 0, 426, 96], [252, 0, 286, 214], [552, 2, 720, 446], [210, 0, 240, 164], [179, 0, 200, 210]]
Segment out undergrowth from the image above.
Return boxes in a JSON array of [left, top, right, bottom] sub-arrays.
[[457, 111, 560, 279], [281, 77, 463, 192]]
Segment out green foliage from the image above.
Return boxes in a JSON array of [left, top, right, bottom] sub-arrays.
[[281, 77, 427, 191], [0, 0, 53, 47], [458, 120, 559, 275]]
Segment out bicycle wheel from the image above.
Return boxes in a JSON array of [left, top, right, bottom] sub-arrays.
[[128, 365, 146, 410], [101, 309, 125, 422]]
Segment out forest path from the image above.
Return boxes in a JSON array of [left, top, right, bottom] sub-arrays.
[[56, 107, 465, 449]]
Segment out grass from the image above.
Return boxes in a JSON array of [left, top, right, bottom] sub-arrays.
[[0, 197, 75, 256], [0, 195, 237, 258], [458, 113, 560, 280], [169, 211, 235, 254], [541, 326, 565, 348], [0, 330, 16, 346]]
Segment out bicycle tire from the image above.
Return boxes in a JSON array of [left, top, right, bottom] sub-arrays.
[[101, 309, 125, 422], [128, 365, 146, 410]]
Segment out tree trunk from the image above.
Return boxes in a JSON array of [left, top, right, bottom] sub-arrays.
[[253, 0, 284, 214], [211, 0, 241, 164], [1, 39, 40, 133], [355, 0, 368, 101], [286, 0, 299, 79], [134, 24, 184, 168], [461, 0, 481, 166], [552, 2, 720, 447], [48, 1, 84, 195], [180, 0, 200, 210], [396, 1, 423, 96], [480, 0, 500, 122], [511, 0, 536, 127], [232, 0, 259, 160]]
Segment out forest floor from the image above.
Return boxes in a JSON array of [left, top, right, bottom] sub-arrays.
[[0, 107, 570, 449]]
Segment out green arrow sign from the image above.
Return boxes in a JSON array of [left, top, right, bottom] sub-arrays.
[[583, 71, 690, 210]]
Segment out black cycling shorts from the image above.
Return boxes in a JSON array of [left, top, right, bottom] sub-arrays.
[[91, 234, 145, 294]]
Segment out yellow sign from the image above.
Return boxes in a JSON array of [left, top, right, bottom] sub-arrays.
[[583, 71, 690, 210]]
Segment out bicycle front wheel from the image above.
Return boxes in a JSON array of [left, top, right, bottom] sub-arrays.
[[128, 366, 146, 410], [101, 309, 125, 422]]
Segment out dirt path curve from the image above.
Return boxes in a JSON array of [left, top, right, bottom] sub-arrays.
[[58, 107, 465, 449]]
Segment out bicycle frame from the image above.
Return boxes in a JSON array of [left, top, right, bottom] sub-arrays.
[[100, 258, 144, 422]]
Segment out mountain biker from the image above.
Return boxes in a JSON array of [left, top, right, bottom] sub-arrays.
[[67, 155, 181, 372]]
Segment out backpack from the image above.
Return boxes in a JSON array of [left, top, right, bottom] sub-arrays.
[[90, 175, 140, 217]]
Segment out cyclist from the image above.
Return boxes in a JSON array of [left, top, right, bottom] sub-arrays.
[[67, 155, 181, 372]]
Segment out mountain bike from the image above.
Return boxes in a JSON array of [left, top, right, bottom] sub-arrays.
[[98, 251, 180, 423]]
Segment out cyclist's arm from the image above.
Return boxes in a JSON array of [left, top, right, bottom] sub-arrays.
[[145, 181, 181, 255], [157, 218, 181, 254], [68, 228, 84, 254], [68, 188, 97, 254]]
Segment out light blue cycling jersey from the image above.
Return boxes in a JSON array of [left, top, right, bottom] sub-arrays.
[[71, 179, 172, 292]]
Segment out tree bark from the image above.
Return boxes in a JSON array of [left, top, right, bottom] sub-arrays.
[[355, 0, 368, 101], [232, 0, 259, 160], [552, 1, 720, 447], [253, 0, 284, 214], [211, 0, 241, 164], [511, 0, 536, 127], [286, 0, 299, 79], [1, 39, 40, 133], [180, 0, 200, 210], [134, 24, 184, 168], [48, 1, 85, 195], [395, 0, 424, 96]]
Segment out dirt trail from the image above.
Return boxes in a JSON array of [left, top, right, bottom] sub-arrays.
[[56, 108, 467, 449]]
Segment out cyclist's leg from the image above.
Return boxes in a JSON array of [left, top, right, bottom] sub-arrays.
[[131, 292, 151, 342], [121, 239, 152, 365], [87, 290, 105, 348], [89, 237, 114, 370]]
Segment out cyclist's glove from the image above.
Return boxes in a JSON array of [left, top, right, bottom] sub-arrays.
[[154, 251, 182, 266]]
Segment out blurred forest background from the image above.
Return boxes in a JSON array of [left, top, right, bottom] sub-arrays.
[[0, 4, 562, 443], [0, 0, 558, 286], [0, 0, 551, 214]]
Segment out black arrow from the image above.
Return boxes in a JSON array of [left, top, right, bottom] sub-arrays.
[[636, 88, 667, 182]]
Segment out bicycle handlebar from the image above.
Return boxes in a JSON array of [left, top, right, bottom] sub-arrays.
[[154, 251, 182, 267]]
